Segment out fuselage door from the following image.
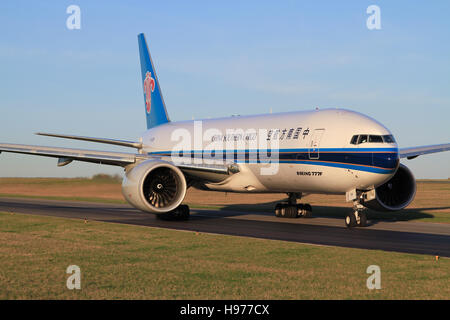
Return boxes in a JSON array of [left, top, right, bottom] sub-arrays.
[[308, 129, 325, 160]]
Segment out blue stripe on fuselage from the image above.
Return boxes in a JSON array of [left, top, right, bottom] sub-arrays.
[[147, 147, 399, 174]]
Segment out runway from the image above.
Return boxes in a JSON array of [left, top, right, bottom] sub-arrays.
[[1, 197, 449, 257]]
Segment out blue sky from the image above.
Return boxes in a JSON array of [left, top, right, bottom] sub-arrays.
[[0, 0, 449, 178]]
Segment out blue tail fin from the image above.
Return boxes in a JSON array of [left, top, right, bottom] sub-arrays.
[[138, 33, 170, 129]]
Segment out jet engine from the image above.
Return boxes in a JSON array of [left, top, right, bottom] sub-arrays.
[[362, 164, 416, 211], [122, 160, 187, 214]]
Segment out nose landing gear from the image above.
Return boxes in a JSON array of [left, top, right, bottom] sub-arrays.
[[274, 193, 312, 219], [345, 200, 367, 228]]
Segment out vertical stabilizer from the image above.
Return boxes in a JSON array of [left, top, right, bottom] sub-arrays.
[[138, 33, 170, 129]]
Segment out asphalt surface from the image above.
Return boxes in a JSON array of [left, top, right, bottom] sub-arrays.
[[1, 197, 449, 257]]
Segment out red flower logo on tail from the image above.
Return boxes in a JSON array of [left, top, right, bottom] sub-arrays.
[[144, 71, 155, 114]]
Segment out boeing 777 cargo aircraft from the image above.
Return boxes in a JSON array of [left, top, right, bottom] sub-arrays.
[[1, 33, 449, 227]]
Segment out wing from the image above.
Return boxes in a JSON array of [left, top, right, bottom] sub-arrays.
[[35, 132, 142, 149], [399, 143, 450, 160], [0, 143, 239, 178], [0, 143, 139, 166]]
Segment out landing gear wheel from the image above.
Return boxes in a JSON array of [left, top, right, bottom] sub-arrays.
[[286, 206, 297, 218], [346, 193, 368, 228], [303, 204, 313, 218], [280, 204, 287, 218], [296, 204, 312, 218], [275, 203, 282, 217], [357, 212, 367, 227], [274, 203, 298, 218], [345, 212, 357, 228]]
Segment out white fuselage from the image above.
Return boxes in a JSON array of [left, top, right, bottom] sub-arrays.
[[139, 109, 399, 195]]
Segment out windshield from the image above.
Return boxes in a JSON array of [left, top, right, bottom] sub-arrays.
[[350, 134, 396, 145]]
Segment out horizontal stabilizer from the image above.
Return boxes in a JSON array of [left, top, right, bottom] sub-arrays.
[[36, 132, 142, 149]]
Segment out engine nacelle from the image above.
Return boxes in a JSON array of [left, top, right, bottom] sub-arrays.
[[362, 164, 416, 212], [122, 160, 187, 213]]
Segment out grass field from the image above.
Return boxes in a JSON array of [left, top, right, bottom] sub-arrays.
[[0, 211, 448, 300], [0, 177, 449, 223]]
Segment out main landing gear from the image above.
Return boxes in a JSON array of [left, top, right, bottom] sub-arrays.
[[345, 201, 367, 228], [156, 204, 190, 221], [274, 193, 312, 219]]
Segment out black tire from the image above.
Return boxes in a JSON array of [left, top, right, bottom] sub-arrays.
[[280, 204, 287, 218], [345, 212, 357, 228], [297, 204, 312, 218], [296, 204, 304, 217], [303, 204, 312, 218], [275, 203, 282, 217], [303, 210, 312, 218], [357, 212, 367, 227], [287, 206, 297, 218]]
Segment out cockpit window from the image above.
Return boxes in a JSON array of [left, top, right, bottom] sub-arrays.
[[383, 135, 396, 143], [369, 135, 383, 143], [350, 134, 396, 145], [358, 135, 368, 144]]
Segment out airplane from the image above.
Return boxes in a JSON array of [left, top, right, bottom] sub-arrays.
[[1, 33, 449, 228]]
